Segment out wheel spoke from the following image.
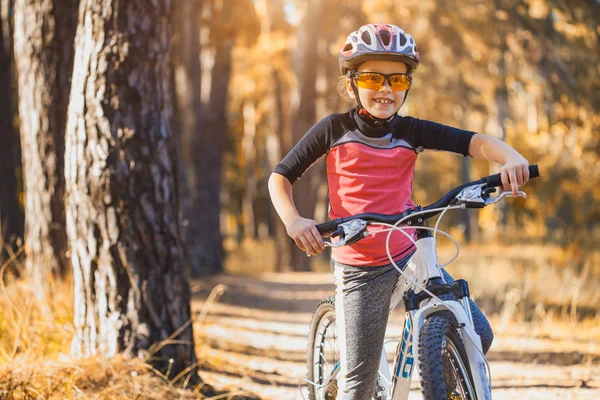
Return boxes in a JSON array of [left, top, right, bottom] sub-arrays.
[[308, 300, 340, 400], [443, 337, 476, 399], [419, 314, 478, 400], [313, 310, 338, 385]]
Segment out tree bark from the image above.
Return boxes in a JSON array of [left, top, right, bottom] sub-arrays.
[[12, 0, 78, 283], [0, 0, 24, 254], [65, 0, 197, 380]]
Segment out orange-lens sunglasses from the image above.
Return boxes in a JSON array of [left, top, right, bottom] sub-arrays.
[[352, 72, 412, 91]]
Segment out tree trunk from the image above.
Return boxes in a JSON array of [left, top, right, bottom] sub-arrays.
[[290, 0, 322, 272], [172, 0, 206, 276], [242, 101, 257, 239], [12, 0, 78, 284], [271, 69, 294, 271], [167, 2, 192, 278], [254, 0, 293, 270], [65, 0, 197, 380], [0, 0, 24, 255], [493, 0, 510, 229], [189, 38, 232, 276], [460, 157, 479, 243]]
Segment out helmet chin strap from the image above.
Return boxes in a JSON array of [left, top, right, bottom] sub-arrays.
[[349, 74, 410, 126]]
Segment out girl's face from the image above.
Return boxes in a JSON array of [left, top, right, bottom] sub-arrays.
[[347, 60, 409, 119]]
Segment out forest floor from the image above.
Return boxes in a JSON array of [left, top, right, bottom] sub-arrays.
[[190, 271, 600, 400]]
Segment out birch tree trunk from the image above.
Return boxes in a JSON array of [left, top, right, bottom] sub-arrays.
[[65, 0, 197, 379], [12, 0, 78, 283]]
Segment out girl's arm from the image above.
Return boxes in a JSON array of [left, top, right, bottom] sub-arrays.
[[469, 134, 530, 195], [268, 173, 325, 256]]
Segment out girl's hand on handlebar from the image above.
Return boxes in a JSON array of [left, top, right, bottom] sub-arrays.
[[285, 216, 325, 256], [500, 155, 530, 196]]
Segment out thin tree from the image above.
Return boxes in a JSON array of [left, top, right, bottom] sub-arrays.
[[186, 1, 230, 275], [253, 0, 294, 270], [0, 0, 23, 256], [65, 0, 197, 379], [189, 0, 258, 275], [289, 0, 323, 271], [172, 0, 205, 276], [12, 0, 78, 284]]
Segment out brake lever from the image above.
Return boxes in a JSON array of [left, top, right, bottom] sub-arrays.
[[323, 219, 369, 247], [484, 190, 527, 205], [323, 229, 346, 248]]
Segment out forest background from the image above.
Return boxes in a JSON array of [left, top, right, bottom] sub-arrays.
[[0, 0, 598, 398]]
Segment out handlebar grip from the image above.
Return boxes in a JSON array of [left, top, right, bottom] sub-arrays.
[[316, 220, 340, 235], [529, 164, 540, 179], [481, 164, 540, 187]]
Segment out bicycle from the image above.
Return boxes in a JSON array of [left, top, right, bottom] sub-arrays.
[[304, 165, 540, 400]]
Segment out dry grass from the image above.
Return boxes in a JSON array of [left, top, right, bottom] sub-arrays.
[[227, 238, 600, 317], [1, 239, 599, 399], [0, 254, 258, 400], [0, 354, 205, 399]]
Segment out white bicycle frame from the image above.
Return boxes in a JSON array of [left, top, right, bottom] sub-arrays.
[[306, 235, 492, 400], [379, 236, 492, 400], [307, 188, 528, 400]]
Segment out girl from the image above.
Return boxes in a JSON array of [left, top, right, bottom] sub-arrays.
[[268, 23, 530, 400]]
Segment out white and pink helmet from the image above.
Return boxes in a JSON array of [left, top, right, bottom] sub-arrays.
[[339, 23, 421, 75]]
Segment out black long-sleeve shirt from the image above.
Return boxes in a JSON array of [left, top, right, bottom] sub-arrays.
[[273, 109, 475, 266]]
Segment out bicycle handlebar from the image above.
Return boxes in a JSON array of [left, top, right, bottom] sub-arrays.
[[481, 164, 539, 187], [316, 164, 540, 235]]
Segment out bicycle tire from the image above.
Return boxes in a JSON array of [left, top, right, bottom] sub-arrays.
[[418, 312, 476, 400], [307, 296, 339, 400], [306, 297, 386, 400]]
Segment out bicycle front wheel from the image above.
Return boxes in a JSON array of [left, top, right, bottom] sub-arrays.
[[418, 312, 476, 400], [307, 296, 340, 400]]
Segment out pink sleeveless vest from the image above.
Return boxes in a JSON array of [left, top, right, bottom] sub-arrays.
[[326, 129, 417, 266]]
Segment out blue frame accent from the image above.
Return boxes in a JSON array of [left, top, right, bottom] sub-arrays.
[[394, 316, 414, 379]]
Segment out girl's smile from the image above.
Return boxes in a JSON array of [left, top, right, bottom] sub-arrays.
[[348, 60, 409, 119]]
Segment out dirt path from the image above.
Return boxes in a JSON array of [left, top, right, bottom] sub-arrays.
[[191, 273, 600, 400]]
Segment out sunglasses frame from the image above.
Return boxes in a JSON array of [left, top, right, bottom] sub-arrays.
[[351, 71, 413, 91]]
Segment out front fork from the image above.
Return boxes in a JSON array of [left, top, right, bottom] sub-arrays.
[[460, 296, 474, 326], [387, 233, 441, 400], [389, 232, 474, 400]]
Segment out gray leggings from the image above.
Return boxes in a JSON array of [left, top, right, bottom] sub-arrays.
[[332, 254, 493, 400]]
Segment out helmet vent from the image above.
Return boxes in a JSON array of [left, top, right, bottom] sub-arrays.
[[399, 34, 407, 46], [379, 30, 391, 46], [361, 31, 372, 45], [343, 43, 353, 52]]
